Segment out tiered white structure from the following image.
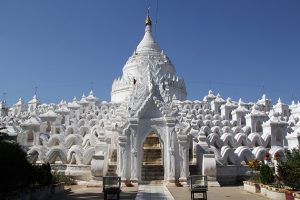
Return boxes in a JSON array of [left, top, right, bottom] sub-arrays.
[[1, 13, 299, 185]]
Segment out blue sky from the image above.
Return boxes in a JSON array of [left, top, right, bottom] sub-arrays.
[[0, 0, 299, 105]]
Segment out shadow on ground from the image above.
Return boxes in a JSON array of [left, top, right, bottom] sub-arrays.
[[47, 186, 137, 200]]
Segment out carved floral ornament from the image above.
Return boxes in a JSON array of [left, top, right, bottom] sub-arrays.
[[131, 148, 137, 156]]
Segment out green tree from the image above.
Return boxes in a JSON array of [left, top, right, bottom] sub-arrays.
[[260, 164, 274, 185], [0, 140, 33, 193], [277, 149, 300, 190]]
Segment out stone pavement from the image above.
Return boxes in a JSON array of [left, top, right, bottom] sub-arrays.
[[167, 185, 270, 200], [47, 184, 270, 200], [136, 185, 174, 200], [47, 185, 138, 200]]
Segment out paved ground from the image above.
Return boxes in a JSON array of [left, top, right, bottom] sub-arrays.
[[47, 185, 138, 200], [48, 184, 270, 200], [136, 185, 174, 200], [167, 185, 270, 200]]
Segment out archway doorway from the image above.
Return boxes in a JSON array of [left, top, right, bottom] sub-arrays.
[[141, 131, 164, 182]]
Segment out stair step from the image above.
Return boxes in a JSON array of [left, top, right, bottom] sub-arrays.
[[110, 149, 117, 162], [141, 168, 164, 172], [142, 174, 164, 177], [143, 146, 162, 149], [142, 170, 164, 172], [141, 164, 164, 181], [142, 165, 164, 168], [143, 159, 162, 161], [142, 132, 163, 166], [107, 164, 118, 176], [141, 177, 164, 181], [139, 180, 165, 185]]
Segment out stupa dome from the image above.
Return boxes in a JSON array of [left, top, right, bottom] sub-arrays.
[[111, 12, 186, 103]]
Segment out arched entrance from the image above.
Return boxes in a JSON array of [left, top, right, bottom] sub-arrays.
[[141, 131, 164, 182]]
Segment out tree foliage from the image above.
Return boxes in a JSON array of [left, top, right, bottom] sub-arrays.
[[52, 171, 76, 185], [277, 149, 300, 190], [0, 140, 53, 194], [260, 164, 274, 185], [0, 140, 33, 193], [32, 163, 53, 186]]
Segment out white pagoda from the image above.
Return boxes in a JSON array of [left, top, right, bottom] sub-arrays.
[[1, 13, 299, 185]]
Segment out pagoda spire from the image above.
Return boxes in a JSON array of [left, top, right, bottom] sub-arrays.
[[145, 7, 152, 31]]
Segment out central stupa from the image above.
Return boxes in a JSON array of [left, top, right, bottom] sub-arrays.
[[3, 10, 296, 186], [111, 13, 187, 103]]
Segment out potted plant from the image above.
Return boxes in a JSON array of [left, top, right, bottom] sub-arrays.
[[244, 159, 262, 193]]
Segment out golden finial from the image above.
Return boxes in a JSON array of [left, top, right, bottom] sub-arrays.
[[145, 7, 152, 26]]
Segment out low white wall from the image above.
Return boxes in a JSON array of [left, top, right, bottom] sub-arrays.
[[244, 182, 291, 200], [243, 181, 260, 193]]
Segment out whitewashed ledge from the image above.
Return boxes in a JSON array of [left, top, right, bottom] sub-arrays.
[[294, 192, 300, 200], [243, 181, 300, 200], [2, 182, 65, 200], [243, 181, 261, 193]]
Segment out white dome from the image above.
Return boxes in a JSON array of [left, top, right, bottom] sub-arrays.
[[111, 14, 186, 103]]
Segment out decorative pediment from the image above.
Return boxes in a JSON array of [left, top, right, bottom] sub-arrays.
[[139, 97, 164, 119]]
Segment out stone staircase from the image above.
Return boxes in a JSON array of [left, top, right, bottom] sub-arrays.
[[142, 132, 162, 165], [141, 132, 164, 183], [143, 147, 162, 165], [141, 165, 164, 182], [106, 164, 117, 176], [110, 149, 117, 163], [106, 149, 117, 176]]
